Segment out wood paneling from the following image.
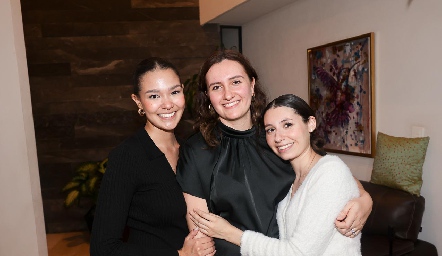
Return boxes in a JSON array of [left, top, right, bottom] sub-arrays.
[[21, 0, 220, 233]]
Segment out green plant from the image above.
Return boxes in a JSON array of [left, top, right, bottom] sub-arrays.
[[62, 158, 108, 208], [183, 73, 199, 116]]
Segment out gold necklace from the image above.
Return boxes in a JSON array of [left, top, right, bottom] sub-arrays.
[[299, 151, 317, 184], [291, 152, 317, 197]]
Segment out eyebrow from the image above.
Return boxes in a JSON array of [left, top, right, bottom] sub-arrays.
[[280, 118, 293, 123], [208, 75, 245, 88], [145, 84, 182, 94], [264, 117, 293, 128]]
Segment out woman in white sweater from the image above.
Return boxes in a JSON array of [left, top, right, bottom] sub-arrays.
[[190, 94, 361, 255]]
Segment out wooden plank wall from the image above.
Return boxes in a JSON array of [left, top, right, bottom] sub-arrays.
[[20, 0, 220, 233]]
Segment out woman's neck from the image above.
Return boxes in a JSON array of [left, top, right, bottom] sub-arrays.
[[145, 123, 180, 174], [291, 147, 316, 178], [144, 123, 177, 149]]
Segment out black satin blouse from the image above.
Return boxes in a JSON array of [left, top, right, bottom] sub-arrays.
[[176, 122, 295, 255]]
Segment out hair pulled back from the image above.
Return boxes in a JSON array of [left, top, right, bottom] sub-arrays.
[[263, 94, 326, 156], [132, 57, 180, 96]]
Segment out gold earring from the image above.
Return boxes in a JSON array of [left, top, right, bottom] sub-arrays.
[[138, 108, 145, 116], [208, 104, 215, 114]]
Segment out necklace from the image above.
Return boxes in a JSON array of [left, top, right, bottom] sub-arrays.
[[297, 151, 317, 185], [292, 152, 317, 196]]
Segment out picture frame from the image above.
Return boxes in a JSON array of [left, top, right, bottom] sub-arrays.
[[220, 25, 242, 53], [307, 33, 375, 157]]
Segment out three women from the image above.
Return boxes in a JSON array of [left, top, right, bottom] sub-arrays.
[[91, 50, 371, 256]]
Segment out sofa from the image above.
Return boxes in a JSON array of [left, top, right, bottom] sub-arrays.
[[360, 180, 438, 256]]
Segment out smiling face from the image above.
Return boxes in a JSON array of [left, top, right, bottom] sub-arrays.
[[264, 106, 316, 162], [131, 68, 185, 133], [205, 59, 255, 130]]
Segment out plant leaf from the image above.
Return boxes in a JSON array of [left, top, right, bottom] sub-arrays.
[[76, 162, 99, 173], [98, 158, 108, 174], [64, 190, 79, 207], [61, 181, 80, 192], [87, 176, 98, 192], [72, 173, 87, 182], [62, 157, 108, 208]]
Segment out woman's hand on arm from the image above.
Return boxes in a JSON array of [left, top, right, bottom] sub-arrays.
[[183, 193, 210, 238], [189, 209, 244, 246], [335, 177, 373, 237], [178, 229, 216, 256]]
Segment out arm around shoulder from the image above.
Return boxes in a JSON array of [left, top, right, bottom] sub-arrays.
[[335, 176, 373, 234]]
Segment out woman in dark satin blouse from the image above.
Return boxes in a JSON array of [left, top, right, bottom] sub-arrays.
[[176, 50, 373, 255], [90, 57, 215, 256]]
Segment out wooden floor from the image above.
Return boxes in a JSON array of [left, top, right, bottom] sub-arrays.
[[47, 231, 90, 256]]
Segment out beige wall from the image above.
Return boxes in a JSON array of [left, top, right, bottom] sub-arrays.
[[242, 0, 442, 250], [0, 0, 47, 255], [199, 0, 247, 24]]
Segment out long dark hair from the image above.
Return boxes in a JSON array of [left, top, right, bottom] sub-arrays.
[[193, 50, 268, 147], [263, 94, 326, 156], [132, 57, 180, 96]]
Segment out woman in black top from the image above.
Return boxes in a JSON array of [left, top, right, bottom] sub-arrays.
[[176, 50, 372, 255], [90, 58, 215, 256]]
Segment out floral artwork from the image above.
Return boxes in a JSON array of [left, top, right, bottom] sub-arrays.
[[308, 33, 375, 157]]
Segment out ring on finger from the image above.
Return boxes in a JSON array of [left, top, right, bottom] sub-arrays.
[[351, 228, 357, 235]]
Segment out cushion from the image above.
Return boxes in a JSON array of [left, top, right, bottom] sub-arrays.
[[370, 132, 429, 196]]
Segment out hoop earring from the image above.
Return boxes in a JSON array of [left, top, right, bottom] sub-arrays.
[[138, 108, 145, 116], [208, 104, 215, 114]]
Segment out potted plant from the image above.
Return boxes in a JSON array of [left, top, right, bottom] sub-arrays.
[[62, 158, 108, 231]]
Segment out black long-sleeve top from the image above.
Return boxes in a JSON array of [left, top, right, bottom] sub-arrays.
[[90, 127, 188, 256]]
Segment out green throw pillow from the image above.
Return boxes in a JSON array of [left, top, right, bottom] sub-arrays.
[[370, 132, 429, 196]]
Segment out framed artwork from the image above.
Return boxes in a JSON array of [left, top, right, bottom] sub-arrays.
[[220, 25, 242, 53], [307, 33, 375, 157]]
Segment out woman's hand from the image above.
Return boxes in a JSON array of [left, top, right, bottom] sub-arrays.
[[178, 229, 216, 256], [189, 209, 243, 246], [335, 183, 373, 238]]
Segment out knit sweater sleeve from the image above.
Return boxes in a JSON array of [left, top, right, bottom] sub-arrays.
[[240, 158, 359, 256], [90, 144, 179, 256]]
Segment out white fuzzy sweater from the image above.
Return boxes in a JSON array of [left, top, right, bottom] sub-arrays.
[[240, 155, 361, 256]]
